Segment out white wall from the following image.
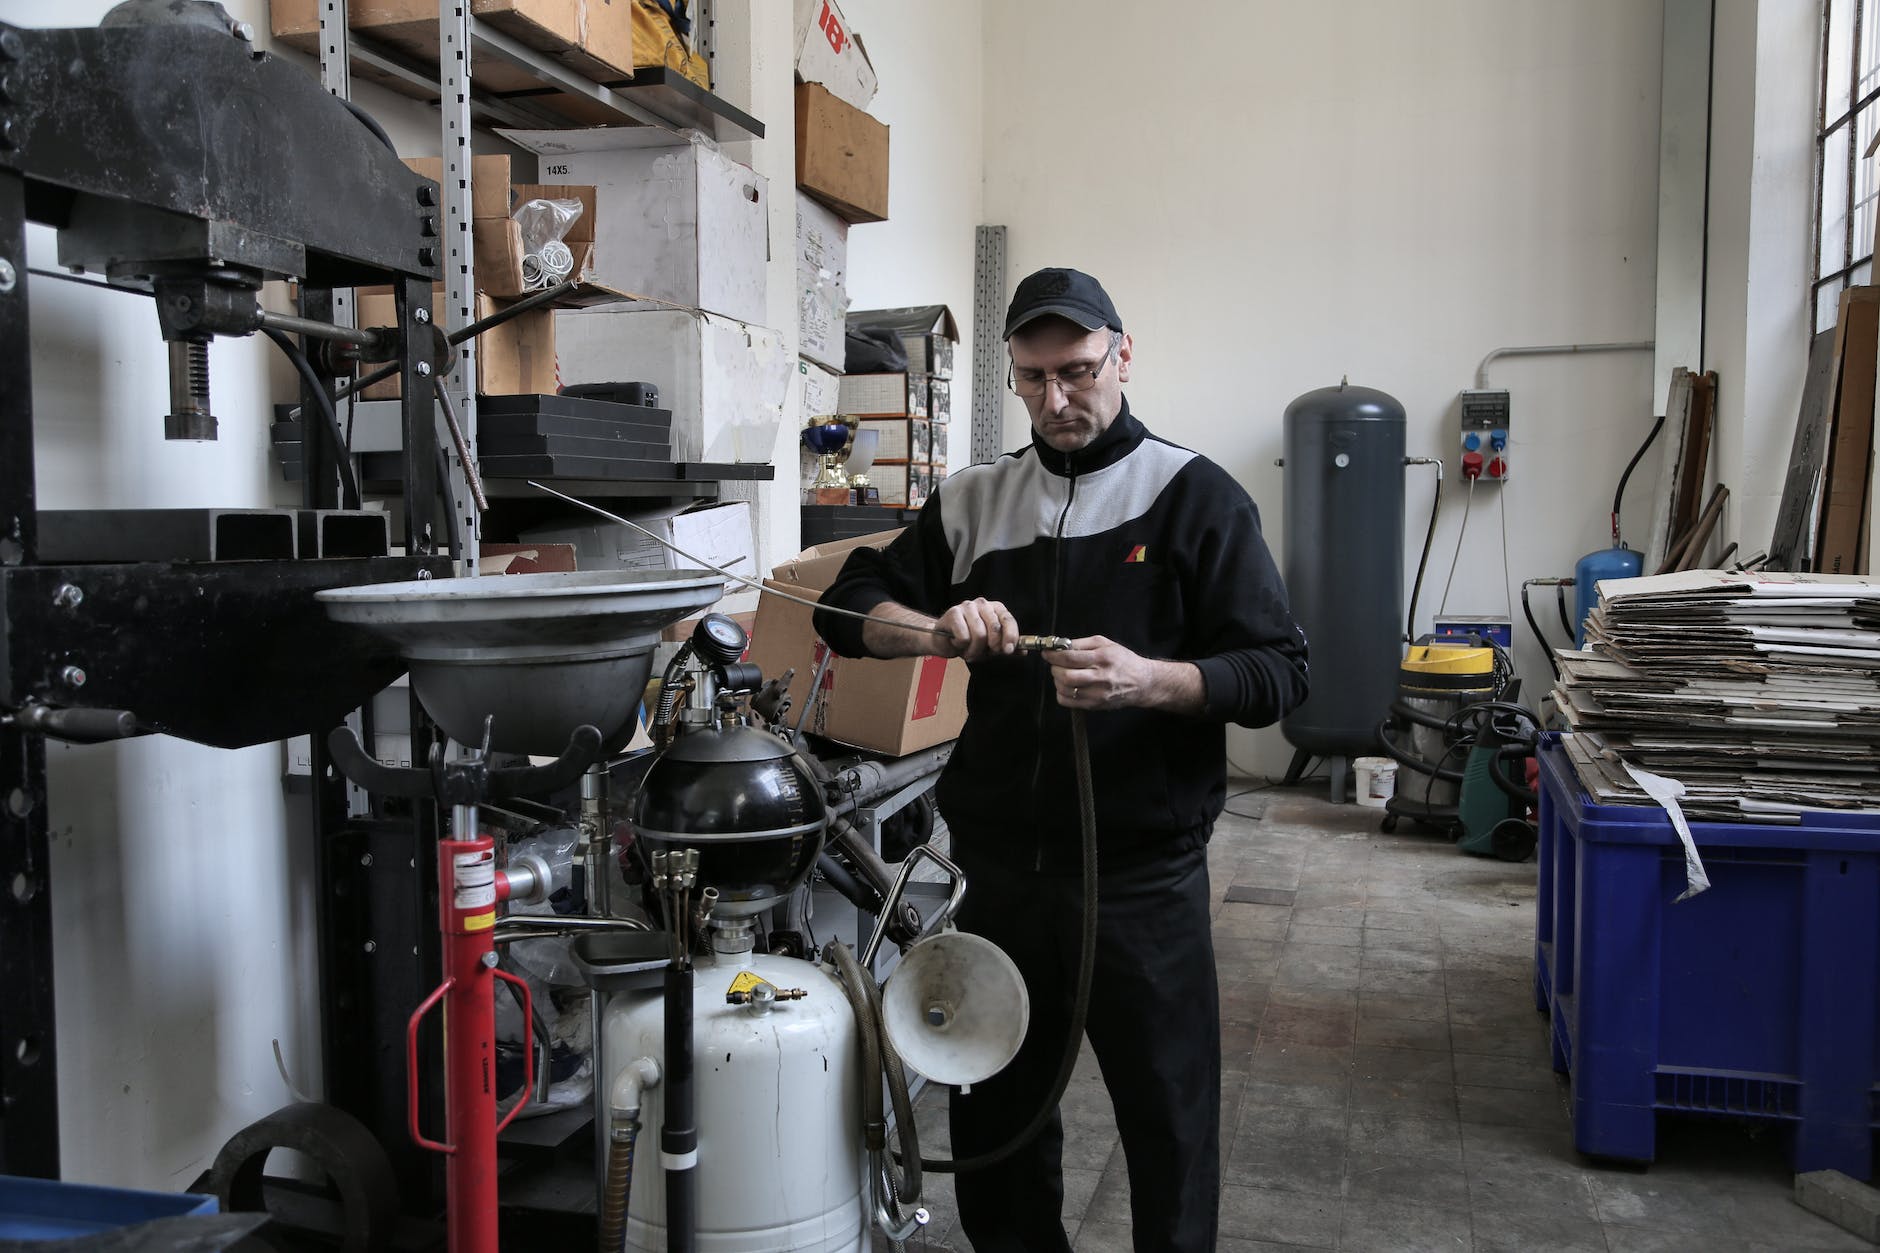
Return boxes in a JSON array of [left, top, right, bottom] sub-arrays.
[[836, 1, 987, 392], [1706, 0, 1818, 558], [983, 0, 1667, 775]]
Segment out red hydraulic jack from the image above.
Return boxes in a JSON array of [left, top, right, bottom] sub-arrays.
[[406, 834, 533, 1253], [328, 721, 603, 1253]]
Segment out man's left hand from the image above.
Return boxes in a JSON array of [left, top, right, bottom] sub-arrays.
[[1044, 637, 1209, 715], [1045, 636, 1152, 709]]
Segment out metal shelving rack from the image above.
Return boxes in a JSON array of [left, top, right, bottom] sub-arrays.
[[300, 0, 770, 1221]]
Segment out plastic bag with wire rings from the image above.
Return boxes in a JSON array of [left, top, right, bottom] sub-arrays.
[[513, 197, 583, 290]]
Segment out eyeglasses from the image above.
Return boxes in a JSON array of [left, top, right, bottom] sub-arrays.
[[1008, 339, 1118, 398]]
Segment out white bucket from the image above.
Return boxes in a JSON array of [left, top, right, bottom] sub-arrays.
[[1354, 756, 1397, 808]]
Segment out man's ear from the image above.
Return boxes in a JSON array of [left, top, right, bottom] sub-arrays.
[[1117, 332, 1133, 383]]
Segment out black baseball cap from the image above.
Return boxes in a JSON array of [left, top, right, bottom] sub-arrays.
[[1003, 267, 1123, 339]]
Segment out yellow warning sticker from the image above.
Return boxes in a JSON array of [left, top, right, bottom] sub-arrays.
[[727, 970, 768, 997], [464, 911, 496, 932]]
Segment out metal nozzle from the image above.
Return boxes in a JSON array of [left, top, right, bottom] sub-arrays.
[[1017, 635, 1073, 652]]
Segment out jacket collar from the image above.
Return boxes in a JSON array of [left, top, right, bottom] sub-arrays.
[[1029, 398, 1144, 477]]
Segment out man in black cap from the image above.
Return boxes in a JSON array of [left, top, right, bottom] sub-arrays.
[[814, 268, 1308, 1252]]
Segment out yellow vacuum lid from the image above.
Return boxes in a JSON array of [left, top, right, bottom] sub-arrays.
[[1402, 642, 1496, 675]]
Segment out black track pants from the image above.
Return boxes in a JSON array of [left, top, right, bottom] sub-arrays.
[[948, 841, 1221, 1253]]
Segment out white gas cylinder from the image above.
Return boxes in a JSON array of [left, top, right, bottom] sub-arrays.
[[604, 949, 866, 1252]]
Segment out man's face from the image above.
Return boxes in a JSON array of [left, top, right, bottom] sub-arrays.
[[1009, 320, 1132, 454]]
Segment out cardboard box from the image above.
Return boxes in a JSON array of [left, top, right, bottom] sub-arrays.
[[578, 0, 641, 80], [357, 291, 555, 398], [479, 542, 578, 575], [798, 358, 841, 421], [841, 371, 927, 418], [863, 463, 912, 507], [401, 155, 514, 220], [270, 0, 571, 94], [796, 192, 849, 373], [795, 82, 889, 225], [520, 500, 756, 579], [791, 0, 878, 112], [912, 465, 946, 509], [474, 218, 528, 299], [927, 377, 951, 424], [859, 417, 929, 464], [555, 307, 790, 462], [900, 333, 955, 380], [745, 532, 968, 755], [504, 131, 769, 324], [770, 530, 898, 588]]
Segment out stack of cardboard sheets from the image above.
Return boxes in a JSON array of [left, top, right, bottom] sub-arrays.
[[1554, 571, 1880, 822]]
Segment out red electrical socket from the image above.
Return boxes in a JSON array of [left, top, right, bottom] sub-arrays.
[[1461, 451, 1485, 479], [1486, 456, 1507, 480]]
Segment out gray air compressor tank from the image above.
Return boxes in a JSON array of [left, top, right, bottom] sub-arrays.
[[1280, 383, 1407, 759]]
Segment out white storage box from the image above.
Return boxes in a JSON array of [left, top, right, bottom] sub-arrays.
[[555, 308, 790, 463], [792, 0, 878, 112], [796, 191, 849, 372], [798, 357, 841, 420], [503, 128, 769, 324], [520, 501, 757, 581]]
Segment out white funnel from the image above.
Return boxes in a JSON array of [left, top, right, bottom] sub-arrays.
[[881, 932, 1028, 1087]]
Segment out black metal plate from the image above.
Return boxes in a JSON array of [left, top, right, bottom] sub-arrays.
[[0, 556, 449, 748], [476, 393, 673, 431], [476, 433, 670, 461], [477, 410, 672, 444], [478, 455, 773, 482]]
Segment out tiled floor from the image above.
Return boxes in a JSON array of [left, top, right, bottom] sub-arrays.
[[896, 786, 1875, 1252]]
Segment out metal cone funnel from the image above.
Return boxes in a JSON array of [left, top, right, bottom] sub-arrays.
[[318, 569, 722, 755], [881, 932, 1029, 1087]]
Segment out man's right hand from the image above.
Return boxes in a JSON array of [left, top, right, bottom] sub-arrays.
[[935, 598, 1021, 661]]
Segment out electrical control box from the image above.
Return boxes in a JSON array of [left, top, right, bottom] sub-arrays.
[[1432, 615, 1513, 650], [1458, 389, 1510, 482]]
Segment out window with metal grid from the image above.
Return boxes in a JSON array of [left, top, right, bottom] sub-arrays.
[[1815, 0, 1880, 331]]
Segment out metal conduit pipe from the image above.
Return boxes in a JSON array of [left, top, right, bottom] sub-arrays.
[[1475, 341, 1654, 389]]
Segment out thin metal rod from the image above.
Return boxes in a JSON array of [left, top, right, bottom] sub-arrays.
[[526, 482, 958, 644], [286, 279, 579, 419], [258, 309, 381, 348], [432, 378, 488, 513]]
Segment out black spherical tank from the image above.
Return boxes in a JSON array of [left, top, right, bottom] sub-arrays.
[[630, 725, 826, 917], [1280, 383, 1407, 759]]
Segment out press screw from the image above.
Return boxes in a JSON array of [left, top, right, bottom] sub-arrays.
[[229, 20, 254, 42], [415, 362, 432, 377], [360, 853, 373, 867], [416, 186, 436, 207], [0, 71, 17, 105], [59, 665, 85, 689], [480, 951, 498, 969], [0, 259, 15, 294], [418, 247, 437, 267], [363, 940, 377, 954], [414, 307, 430, 324], [0, 30, 23, 61], [51, 583, 81, 609], [0, 120, 15, 151]]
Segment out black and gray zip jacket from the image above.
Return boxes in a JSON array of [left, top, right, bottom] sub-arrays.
[[813, 402, 1309, 874]]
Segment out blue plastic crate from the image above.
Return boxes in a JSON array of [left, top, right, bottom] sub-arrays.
[[0, 1174, 217, 1238], [1536, 737, 1880, 1180]]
